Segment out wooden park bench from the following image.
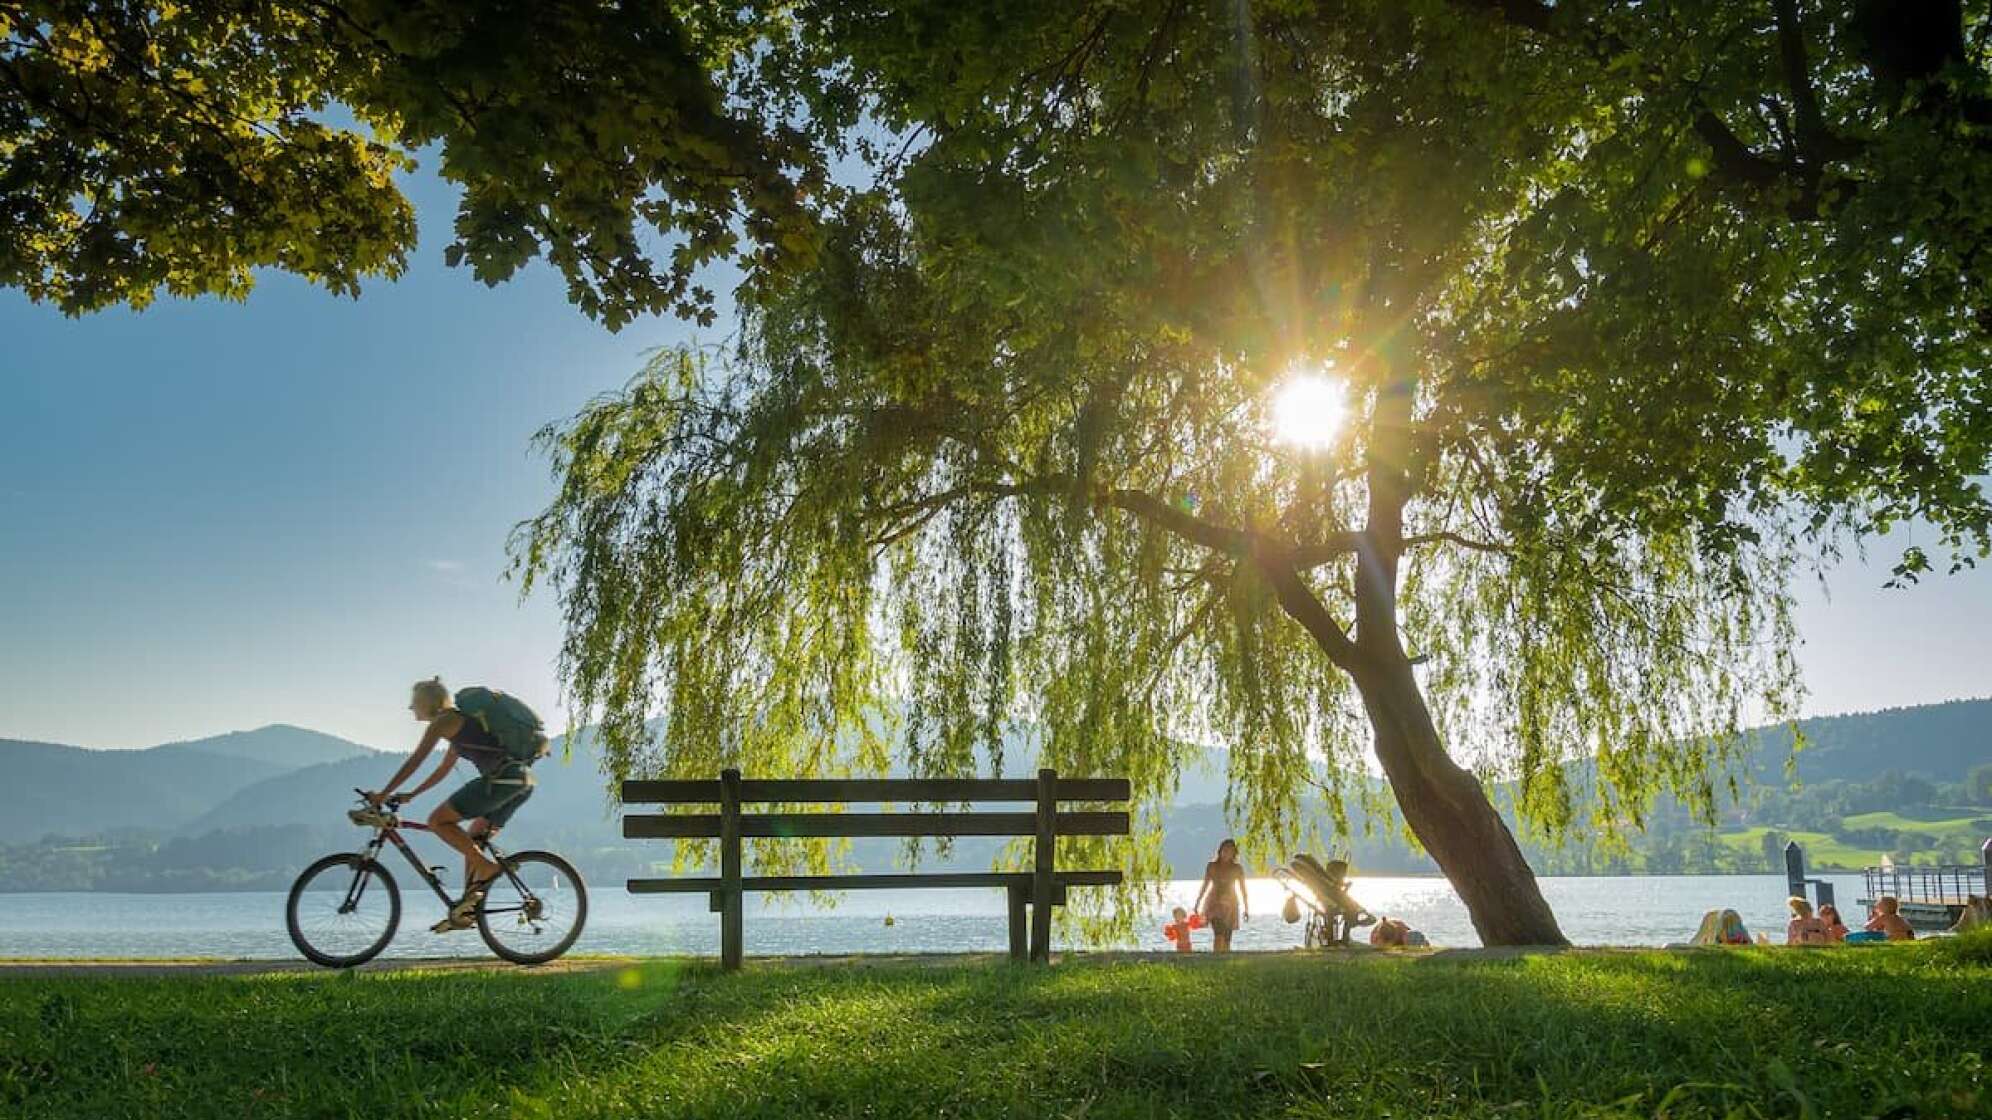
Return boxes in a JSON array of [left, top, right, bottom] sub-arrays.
[[621, 768, 1129, 969]]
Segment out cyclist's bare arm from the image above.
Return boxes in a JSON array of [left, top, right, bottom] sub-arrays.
[[401, 745, 461, 802], [367, 719, 449, 804]]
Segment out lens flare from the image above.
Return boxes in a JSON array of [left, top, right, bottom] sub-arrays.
[[1272, 374, 1346, 450]]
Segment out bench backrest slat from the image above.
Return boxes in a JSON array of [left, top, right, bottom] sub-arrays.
[[624, 809, 1130, 840], [621, 776, 1129, 804]]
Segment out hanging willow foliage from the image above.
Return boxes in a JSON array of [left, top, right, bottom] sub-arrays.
[[512, 222, 1804, 940], [9, 1, 1988, 940], [507, 0, 1986, 942]]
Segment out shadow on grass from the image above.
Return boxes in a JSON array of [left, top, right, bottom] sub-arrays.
[[4, 949, 1988, 1119]]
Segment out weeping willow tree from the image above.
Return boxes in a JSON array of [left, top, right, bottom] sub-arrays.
[[12, 0, 1991, 944], [513, 0, 1992, 946]]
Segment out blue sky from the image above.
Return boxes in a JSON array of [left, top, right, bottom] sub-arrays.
[[2, 169, 1988, 752]]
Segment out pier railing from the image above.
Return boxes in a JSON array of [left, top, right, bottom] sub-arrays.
[[1861, 844, 1988, 908]]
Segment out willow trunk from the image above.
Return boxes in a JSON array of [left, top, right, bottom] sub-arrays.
[[1351, 653, 1569, 946], [1332, 358, 1567, 946]]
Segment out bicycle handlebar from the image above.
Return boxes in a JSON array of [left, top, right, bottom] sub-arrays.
[[352, 787, 413, 807]]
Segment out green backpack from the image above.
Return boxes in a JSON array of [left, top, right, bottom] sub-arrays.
[[455, 687, 549, 764]]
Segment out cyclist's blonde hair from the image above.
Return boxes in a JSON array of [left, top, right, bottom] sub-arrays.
[[411, 677, 451, 708]]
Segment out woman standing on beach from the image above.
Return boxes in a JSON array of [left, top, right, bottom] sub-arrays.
[[1195, 838, 1250, 953]]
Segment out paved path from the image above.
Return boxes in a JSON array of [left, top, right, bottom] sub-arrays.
[[0, 945, 1603, 978], [0, 956, 637, 978]]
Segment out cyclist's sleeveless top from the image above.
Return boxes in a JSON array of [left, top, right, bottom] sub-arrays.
[[444, 711, 512, 777]]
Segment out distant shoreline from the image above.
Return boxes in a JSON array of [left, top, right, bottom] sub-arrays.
[[0, 867, 1879, 897]]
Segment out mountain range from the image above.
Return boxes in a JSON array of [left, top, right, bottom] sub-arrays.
[[2, 698, 1987, 889], [0, 725, 381, 845]]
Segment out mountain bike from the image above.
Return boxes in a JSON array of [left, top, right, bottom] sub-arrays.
[[285, 789, 588, 967]]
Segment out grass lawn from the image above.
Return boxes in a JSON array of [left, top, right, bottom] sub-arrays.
[[5, 940, 1990, 1119]]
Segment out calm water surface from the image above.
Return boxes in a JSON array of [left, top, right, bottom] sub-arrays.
[[0, 874, 1867, 960]]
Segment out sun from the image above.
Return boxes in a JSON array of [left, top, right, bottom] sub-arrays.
[[1272, 373, 1346, 450]]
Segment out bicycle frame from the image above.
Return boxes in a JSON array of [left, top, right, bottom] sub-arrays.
[[336, 816, 541, 921]]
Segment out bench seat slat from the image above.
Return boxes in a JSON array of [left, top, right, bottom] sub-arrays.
[[627, 870, 1123, 893], [622, 777, 1130, 805], [623, 810, 1129, 840]]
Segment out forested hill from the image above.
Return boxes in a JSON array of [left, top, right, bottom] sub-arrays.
[[1745, 698, 1992, 784]]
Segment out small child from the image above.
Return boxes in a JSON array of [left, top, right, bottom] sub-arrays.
[[1785, 896, 1830, 946], [1164, 906, 1195, 953], [1865, 896, 1917, 941]]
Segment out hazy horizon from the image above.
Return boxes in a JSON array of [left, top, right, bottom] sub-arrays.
[[8, 685, 1992, 758]]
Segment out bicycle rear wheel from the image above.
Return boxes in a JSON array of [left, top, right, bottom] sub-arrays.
[[287, 853, 401, 967], [477, 850, 587, 965]]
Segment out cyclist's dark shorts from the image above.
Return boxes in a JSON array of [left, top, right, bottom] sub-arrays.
[[445, 762, 534, 828]]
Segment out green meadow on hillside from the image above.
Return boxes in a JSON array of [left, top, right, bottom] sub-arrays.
[[6, 940, 1990, 1119], [1717, 827, 1890, 869], [1717, 808, 1992, 871], [1839, 809, 1992, 845]]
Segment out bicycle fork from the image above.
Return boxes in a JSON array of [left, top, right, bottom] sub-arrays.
[[339, 834, 390, 916]]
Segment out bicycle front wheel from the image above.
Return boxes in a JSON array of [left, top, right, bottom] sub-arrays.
[[287, 853, 401, 967], [478, 850, 587, 965]]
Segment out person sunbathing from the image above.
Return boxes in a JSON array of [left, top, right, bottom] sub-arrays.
[[1865, 896, 1917, 941], [1785, 897, 1831, 946], [1817, 903, 1849, 943], [1369, 917, 1424, 948], [1680, 909, 1751, 946], [1952, 895, 1991, 934]]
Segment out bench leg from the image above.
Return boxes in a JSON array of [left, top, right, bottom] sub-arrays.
[[1008, 884, 1028, 962], [719, 769, 744, 971], [1031, 769, 1055, 964], [721, 890, 743, 971]]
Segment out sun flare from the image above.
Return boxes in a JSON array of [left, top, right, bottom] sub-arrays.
[[1272, 374, 1346, 450]]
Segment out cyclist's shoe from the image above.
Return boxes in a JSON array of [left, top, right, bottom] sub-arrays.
[[436, 876, 494, 931]]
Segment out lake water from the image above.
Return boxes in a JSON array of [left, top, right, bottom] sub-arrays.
[[0, 873, 1870, 960]]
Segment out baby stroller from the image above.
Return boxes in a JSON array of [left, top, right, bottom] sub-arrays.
[[1274, 854, 1376, 948]]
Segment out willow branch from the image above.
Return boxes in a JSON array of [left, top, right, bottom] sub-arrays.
[[1404, 530, 1512, 555], [1260, 565, 1366, 674], [1141, 585, 1225, 701]]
